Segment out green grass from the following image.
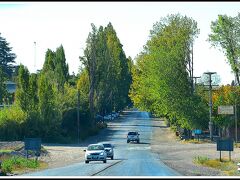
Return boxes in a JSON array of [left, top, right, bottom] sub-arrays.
[[1, 156, 41, 175], [193, 155, 240, 176], [0, 149, 13, 153]]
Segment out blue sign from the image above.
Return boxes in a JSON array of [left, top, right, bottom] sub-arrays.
[[24, 138, 41, 151], [193, 129, 202, 135], [217, 139, 234, 151]]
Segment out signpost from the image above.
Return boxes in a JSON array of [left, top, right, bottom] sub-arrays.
[[193, 129, 202, 141], [218, 106, 234, 115], [217, 138, 234, 161], [24, 138, 41, 160], [218, 105, 238, 143]]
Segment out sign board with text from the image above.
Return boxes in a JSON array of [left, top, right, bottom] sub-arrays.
[[218, 106, 234, 115]]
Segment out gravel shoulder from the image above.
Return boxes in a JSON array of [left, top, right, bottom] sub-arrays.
[[150, 118, 240, 176]]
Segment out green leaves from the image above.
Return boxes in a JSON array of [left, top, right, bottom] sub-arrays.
[[80, 22, 132, 118], [208, 13, 240, 85], [0, 33, 16, 79], [130, 14, 208, 129]]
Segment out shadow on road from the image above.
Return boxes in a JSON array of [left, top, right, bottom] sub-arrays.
[[111, 124, 168, 128]]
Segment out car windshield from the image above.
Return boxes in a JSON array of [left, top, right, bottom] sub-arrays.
[[103, 144, 112, 148], [87, 145, 104, 151], [128, 132, 137, 135]]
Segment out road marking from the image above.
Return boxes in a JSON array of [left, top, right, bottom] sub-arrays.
[[127, 146, 151, 150], [91, 160, 122, 176]]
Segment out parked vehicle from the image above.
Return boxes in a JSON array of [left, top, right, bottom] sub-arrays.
[[103, 115, 112, 121], [127, 131, 140, 143], [95, 114, 103, 122], [102, 143, 114, 160], [84, 144, 107, 163]]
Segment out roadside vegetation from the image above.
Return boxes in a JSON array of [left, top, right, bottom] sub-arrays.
[[1, 12, 240, 175], [193, 156, 240, 176], [0, 144, 48, 175], [129, 13, 240, 139], [0, 23, 132, 143]]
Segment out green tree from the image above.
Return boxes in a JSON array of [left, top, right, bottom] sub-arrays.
[[42, 46, 69, 93], [15, 64, 30, 112], [55, 45, 69, 92], [38, 73, 61, 139], [130, 14, 208, 130], [0, 33, 16, 78], [0, 66, 7, 104], [208, 14, 240, 85], [80, 23, 98, 126], [104, 23, 132, 112]]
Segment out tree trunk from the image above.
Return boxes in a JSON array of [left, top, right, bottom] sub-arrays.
[[226, 126, 230, 138]]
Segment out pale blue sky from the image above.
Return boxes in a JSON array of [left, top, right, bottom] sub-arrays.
[[0, 2, 240, 85]]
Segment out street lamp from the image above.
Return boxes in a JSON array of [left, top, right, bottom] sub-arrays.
[[202, 72, 218, 141]]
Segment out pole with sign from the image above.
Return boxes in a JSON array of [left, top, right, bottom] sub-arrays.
[[218, 105, 237, 142]]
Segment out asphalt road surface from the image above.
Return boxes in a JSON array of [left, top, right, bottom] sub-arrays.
[[23, 110, 181, 176]]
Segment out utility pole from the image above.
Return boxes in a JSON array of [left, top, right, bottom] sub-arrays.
[[77, 89, 80, 144], [235, 97, 238, 143], [232, 81, 238, 143], [204, 72, 216, 141], [192, 76, 201, 92]]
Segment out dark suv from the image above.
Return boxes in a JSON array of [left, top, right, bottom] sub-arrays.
[[127, 131, 140, 143]]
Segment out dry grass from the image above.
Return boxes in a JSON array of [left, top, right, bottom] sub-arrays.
[[193, 156, 240, 176]]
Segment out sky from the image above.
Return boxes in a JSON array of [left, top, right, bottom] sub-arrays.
[[0, 2, 240, 85]]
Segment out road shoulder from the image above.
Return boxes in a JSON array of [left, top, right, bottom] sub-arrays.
[[150, 118, 223, 176]]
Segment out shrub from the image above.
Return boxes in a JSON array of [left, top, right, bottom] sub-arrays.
[[1, 156, 39, 174], [0, 105, 27, 140], [193, 156, 209, 164]]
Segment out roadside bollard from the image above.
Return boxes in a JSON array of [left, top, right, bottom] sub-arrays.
[[237, 162, 240, 171]]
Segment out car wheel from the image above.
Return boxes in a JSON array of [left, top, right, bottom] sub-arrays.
[[111, 156, 113, 160], [85, 161, 89, 163], [103, 160, 107, 163], [127, 140, 129, 143], [137, 140, 139, 143]]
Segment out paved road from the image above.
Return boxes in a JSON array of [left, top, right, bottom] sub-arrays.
[[23, 110, 181, 176]]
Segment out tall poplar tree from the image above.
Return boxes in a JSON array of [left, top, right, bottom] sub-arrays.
[[208, 14, 240, 85]]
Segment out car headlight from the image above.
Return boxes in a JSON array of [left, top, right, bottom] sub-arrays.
[[100, 152, 104, 156]]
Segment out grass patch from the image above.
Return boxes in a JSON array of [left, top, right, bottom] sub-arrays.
[[181, 138, 211, 144], [1, 156, 41, 175], [0, 150, 13, 153], [234, 143, 240, 148], [193, 155, 240, 176]]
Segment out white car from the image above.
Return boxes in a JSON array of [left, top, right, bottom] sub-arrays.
[[127, 131, 140, 143], [84, 144, 107, 163], [102, 143, 114, 160]]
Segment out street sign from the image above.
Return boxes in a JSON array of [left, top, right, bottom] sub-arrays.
[[24, 138, 41, 151], [217, 138, 234, 161], [193, 129, 202, 135], [217, 139, 234, 151], [218, 106, 234, 115]]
